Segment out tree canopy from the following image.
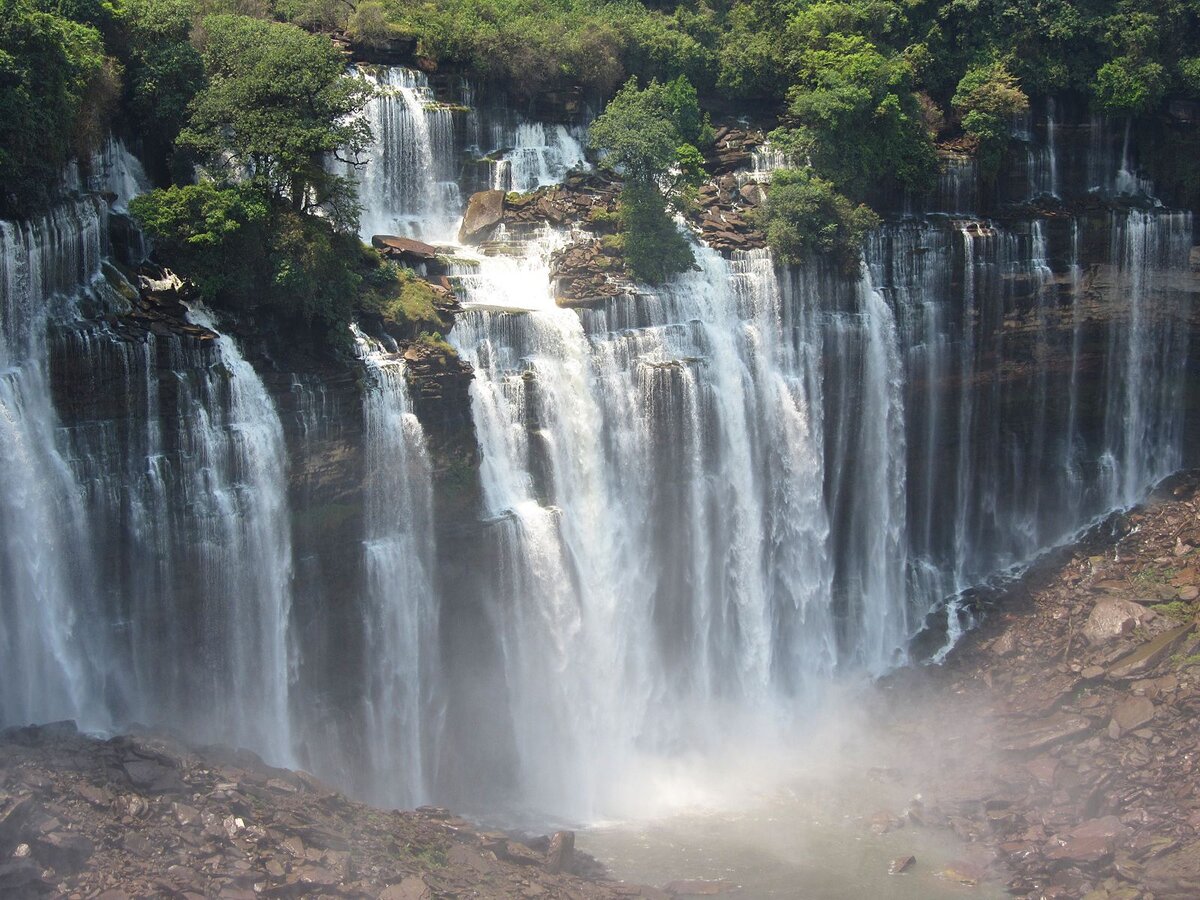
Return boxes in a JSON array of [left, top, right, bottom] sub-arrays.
[[179, 14, 371, 223]]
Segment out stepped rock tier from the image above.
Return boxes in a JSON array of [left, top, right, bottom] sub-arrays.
[[1, 71, 1198, 858]]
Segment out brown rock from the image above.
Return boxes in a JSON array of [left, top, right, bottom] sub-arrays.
[[459, 190, 506, 244], [380, 876, 432, 900], [889, 855, 916, 874], [1110, 695, 1156, 735], [545, 830, 575, 874], [1107, 624, 1194, 679], [997, 713, 1093, 751], [1044, 816, 1128, 863], [34, 830, 93, 873], [372, 235, 438, 263], [1083, 597, 1156, 644]]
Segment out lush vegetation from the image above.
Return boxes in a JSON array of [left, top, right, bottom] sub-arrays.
[[6, 0, 1200, 334], [589, 76, 709, 283], [754, 169, 881, 273], [0, 0, 117, 213]]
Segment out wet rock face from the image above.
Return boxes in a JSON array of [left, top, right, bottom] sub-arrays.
[[0, 725, 654, 899]]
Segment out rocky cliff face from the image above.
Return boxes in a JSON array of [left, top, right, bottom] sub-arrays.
[[4, 87, 1199, 824]]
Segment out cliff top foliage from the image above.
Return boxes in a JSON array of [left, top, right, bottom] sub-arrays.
[[4, 0, 1200, 323]]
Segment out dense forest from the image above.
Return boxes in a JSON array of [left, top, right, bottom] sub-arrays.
[[4, 0, 1200, 341]]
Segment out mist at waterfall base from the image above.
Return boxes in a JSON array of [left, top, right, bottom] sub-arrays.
[[0, 72, 1195, 893]]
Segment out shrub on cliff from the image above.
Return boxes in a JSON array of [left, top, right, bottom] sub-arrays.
[[756, 168, 880, 275], [774, 32, 937, 199], [951, 59, 1030, 177], [130, 182, 363, 330], [178, 14, 371, 226]]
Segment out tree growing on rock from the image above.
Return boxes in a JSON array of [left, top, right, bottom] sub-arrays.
[[588, 75, 711, 284], [951, 58, 1030, 177], [179, 14, 371, 228]]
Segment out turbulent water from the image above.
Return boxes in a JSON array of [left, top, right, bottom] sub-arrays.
[[0, 78, 1195, 829]]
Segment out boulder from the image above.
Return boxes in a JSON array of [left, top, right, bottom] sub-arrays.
[[1044, 816, 1128, 863], [1110, 695, 1156, 735], [997, 713, 1093, 752], [1107, 623, 1194, 679], [888, 855, 916, 875], [372, 235, 438, 264], [1084, 597, 1156, 644], [459, 190, 506, 244], [545, 830, 575, 875], [380, 876, 432, 900], [34, 830, 94, 873]]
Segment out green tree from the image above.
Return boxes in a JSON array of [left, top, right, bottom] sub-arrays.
[[179, 14, 371, 225], [588, 75, 711, 284], [780, 32, 936, 197], [951, 59, 1029, 176], [756, 168, 880, 274], [0, 0, 115, 214], [118, 0, 206, 167]]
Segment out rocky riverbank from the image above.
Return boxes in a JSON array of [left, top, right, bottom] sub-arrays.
[[874, 470, 1200, 899], [0, 724, 726, 899]]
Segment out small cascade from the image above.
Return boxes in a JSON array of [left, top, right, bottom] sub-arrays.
[[353, 327, 439, 808], [1099, 209, 1193, 503], [351, 67, 462, 240], [488, 122, 588, 193]]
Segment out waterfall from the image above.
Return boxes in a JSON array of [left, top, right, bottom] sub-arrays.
[[1100, 209, 1192, 504], [488, 122, 588, 193], [0, 198, 109, 728], [449, 235, 918, 819], [2, 167, 297, 767], [351, 67, 461, 241], [2, 76, 1194, 831], [354, 328, 439, 807]]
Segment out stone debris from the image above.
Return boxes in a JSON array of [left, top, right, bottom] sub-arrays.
[[0, 724, 667, 899], [884, 470, 1200, 899]]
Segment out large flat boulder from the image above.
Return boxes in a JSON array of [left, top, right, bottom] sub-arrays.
[[458, 190, 506, 244]]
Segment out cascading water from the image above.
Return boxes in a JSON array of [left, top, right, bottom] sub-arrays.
[[448, 231, 918, 819], [488, 122, 589, 192], [0, 197, 110, 729], [0, 74, 1194, 842], [353, 327, 440, 807], [350, 66, 462, 241]]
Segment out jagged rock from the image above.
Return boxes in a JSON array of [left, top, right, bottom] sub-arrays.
[[123, 759, 185, 794], [1044, 816, 1129, 863], [1084, 597, 1157, 644], [34, 830, 94, 873], [0, 858, 44, 892], [888, 855, 916, 874], [997, 713, 1093, 751], [459, 190, 506, 244], [545, 830, 574, 874], [380, 876, 432, 900]]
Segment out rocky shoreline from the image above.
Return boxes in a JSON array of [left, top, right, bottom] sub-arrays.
[[876, 469, 1200, 899]]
